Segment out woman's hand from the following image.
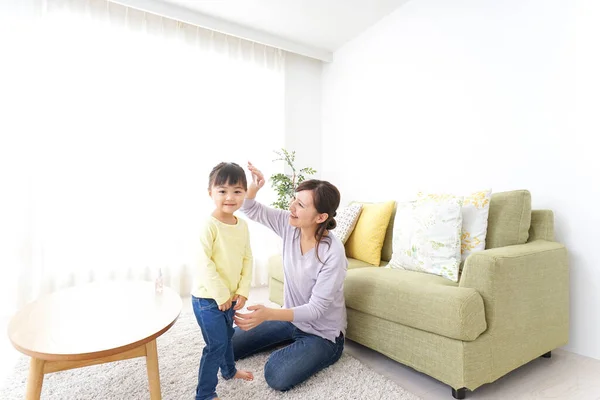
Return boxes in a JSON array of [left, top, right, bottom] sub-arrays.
[[246, 162, 265, 200], [234, 304, 271, 330], [232, 294, 247, 310]]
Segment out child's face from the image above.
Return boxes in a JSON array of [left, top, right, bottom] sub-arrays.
[[209, 182, 246, 215]]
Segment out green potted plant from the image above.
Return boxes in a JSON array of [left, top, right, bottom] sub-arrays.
[[270, 148, 316, 210]]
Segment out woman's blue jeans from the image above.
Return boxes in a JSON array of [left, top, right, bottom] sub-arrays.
[[192, 297, 237, 400], [232, 320, 344, 391]]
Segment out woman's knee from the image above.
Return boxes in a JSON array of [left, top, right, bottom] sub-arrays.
[[264, 358, 293, 392]]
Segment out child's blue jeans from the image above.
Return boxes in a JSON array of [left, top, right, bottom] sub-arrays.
[[192, 296, 237, 400]]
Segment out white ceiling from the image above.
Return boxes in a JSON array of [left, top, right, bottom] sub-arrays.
[[159, 0, 409, 53]]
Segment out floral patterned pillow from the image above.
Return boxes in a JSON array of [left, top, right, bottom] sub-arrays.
[[418, 190, 492, 262], [331, 203, 363, 244], [387, 196, 463, 282]]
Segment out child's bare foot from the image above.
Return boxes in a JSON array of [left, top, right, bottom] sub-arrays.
[[234, 370, 254, 381]]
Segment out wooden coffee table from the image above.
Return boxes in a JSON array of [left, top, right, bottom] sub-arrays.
[[7, 281, 182, 400]]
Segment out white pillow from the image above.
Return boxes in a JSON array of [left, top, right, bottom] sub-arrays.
[[330, 203, 363, 244], [418, 190, 492, 262], [388, 196, 463, 282]]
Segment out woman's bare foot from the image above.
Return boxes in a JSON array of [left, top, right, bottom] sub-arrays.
[[234, 370, 254, 381]]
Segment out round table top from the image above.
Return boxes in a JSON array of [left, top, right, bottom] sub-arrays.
[[7, 281, 182, 361]]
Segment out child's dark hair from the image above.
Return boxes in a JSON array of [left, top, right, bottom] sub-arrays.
[[208, 162, 248, 191], [295, 179, 341, 264]]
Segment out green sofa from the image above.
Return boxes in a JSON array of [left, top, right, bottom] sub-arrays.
[[267, 190, 569, 398]]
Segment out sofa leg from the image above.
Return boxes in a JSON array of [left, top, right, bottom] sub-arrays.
[[541, 351, 552, 358], [452, 387, 466, 399]]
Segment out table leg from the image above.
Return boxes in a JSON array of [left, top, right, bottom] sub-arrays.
[[26, 357, 45, 400], [145, 339, 161, 400]]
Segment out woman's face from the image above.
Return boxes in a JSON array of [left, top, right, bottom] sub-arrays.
[[289, 190, 327, 230]]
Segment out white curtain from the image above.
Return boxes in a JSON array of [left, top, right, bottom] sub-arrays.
[[0, 0, 284, 317]]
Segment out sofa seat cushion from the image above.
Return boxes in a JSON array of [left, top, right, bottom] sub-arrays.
[[269, 255, 373, 283], [344, 267, 487, 341], [348, 257, 377, 270]]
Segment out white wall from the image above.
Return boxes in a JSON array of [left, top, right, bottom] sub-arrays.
[[322, 0, 600, 360], [0, 0, 37, 17], [284, 52, 323, 178]]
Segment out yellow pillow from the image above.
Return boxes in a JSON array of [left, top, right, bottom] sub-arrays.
[[345, 201, 396, 266]]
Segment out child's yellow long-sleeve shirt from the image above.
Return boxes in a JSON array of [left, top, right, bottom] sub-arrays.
[[192, 216, 253, 306]]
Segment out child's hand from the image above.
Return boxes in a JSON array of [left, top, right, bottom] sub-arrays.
[[218, 298, 233, 311], [233, 295, 247, 310]]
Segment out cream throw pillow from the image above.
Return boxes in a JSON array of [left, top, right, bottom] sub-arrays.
[[418, 190, 492, 262], [388, 196, 463, 282], [330, 203, 363, 244]]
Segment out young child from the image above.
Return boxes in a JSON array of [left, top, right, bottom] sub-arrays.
[[192, 162, 254, 400]]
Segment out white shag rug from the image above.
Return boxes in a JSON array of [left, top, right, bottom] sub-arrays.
[[1, 311, 420, 399]]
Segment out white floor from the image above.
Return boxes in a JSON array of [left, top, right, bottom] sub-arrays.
[[3, 286, 600, 400]]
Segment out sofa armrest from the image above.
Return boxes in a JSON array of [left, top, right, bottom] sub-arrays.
[[459, 240, 569, 335]]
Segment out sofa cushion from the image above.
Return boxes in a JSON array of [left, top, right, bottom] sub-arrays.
[[381, 204, 397, 263], [417, 190, 492, 262], [268, 255, 372, 283], [348, 257, 377, 270], [344, 267, 487, 341], [486, 190, 531, 249], [528, 210, 554, 242], [388, 196, 463, 282], [460, 190, 492, 259], [331, 203, 363, 244], [345, 201, 395, 266]]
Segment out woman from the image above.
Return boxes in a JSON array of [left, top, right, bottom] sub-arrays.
[[233, 162, 347, 391]]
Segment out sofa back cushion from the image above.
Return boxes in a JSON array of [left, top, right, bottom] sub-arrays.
[[485, 190, 532, 248], [528, 210, 554, 242], [381, 205, 397, 263]]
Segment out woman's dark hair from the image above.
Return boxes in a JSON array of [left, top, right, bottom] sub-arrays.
[[295, 179, 341, 263], [208, 162, 247, 191]]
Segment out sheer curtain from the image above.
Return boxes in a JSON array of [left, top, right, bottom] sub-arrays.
[[0, 0, 284, 316]]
